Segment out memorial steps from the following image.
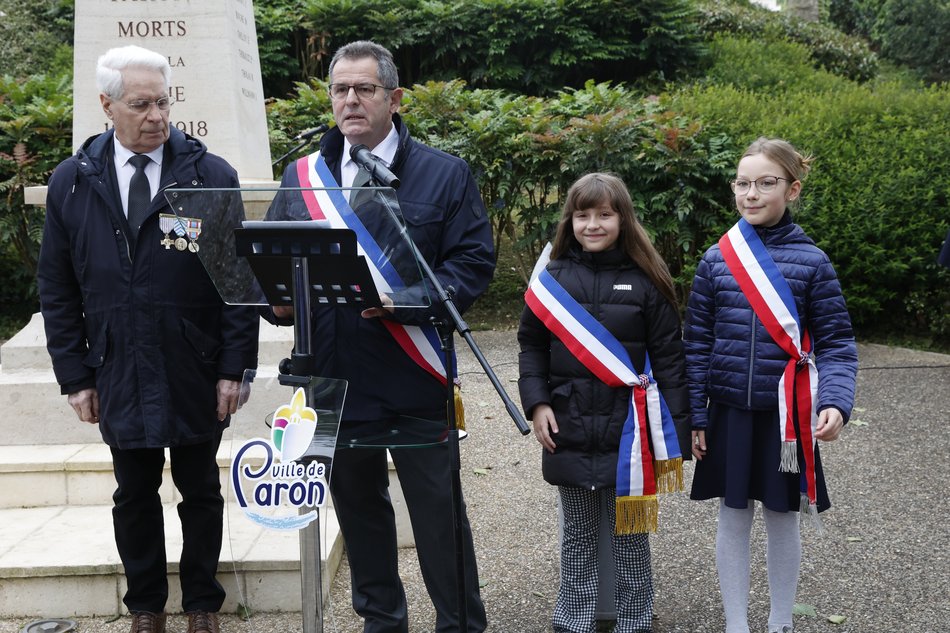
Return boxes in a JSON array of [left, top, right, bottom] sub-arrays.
[[0, 443, 342, 618]]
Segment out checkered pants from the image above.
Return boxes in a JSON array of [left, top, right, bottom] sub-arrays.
[[554, 486, 654, 633]]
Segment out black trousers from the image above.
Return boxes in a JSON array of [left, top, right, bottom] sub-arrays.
[[110, 433, 225, 613], [330, 442, 487, 633]]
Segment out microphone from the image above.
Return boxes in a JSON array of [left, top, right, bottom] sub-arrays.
[[349, 144, 401, 189], [293, 123, 329, 141]]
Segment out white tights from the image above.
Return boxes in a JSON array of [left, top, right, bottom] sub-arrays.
[[716, 500, 801, 633]]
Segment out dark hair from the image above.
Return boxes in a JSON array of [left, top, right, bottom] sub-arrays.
[[551, 172, 678, 308], [328, 40, 399, 89]]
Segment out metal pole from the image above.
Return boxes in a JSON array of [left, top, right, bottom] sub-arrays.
[[290, 256, 323, 633]]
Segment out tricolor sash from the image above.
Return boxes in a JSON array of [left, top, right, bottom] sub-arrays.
[[293, 151, 450, 387], [719, 218, 820, 514], [525, 268, 683, 533]]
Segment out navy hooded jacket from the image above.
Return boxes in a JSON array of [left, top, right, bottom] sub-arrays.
[[265, 114, 495, 422], [37, 127, 260, 449]]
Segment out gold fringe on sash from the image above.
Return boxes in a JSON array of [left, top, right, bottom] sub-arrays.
[[654, 457, 684, 494], [454, 383, 465, 431], [615, 495, 658, 534]]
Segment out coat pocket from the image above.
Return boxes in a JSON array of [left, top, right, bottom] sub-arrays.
[[181, 318, 222, 363], [82, 320, 109, 368]]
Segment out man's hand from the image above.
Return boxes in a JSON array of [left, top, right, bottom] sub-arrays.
[[216, 379, 243, 421], [272, 305, 294, 319], [361, 293, 395, 319], [67, 388, 100, 424]]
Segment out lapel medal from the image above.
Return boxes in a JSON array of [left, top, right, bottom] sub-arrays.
[[185, 217, 202, 252], [158, 213, 201, 252], [158, 214, 178, 250]]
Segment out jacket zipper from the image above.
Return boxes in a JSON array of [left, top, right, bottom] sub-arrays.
[[747, 310, 756, 407], [591, 265, 602, 490]]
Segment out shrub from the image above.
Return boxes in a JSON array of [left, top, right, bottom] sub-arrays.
[[696, 0, 879, 82], [701, 34, 851, 93], [0, 0, 74, 79], [0, 71, 73, 331], [827, 0, 949, 85]]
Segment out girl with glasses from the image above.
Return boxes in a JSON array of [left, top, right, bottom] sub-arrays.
[[684, 137, 858, 633]]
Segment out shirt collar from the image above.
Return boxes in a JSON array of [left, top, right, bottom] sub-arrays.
[[113, 135, 164, 168], [342, 123, 398, 170]]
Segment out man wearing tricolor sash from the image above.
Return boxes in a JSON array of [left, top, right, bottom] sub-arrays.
[[264, 41, 493, 632], [518, 173, 691, 633], [684, 138, 857, 633]]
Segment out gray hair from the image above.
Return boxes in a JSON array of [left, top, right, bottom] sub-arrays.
[[96, 45, 171, 99], [328, 40, 399, 89]]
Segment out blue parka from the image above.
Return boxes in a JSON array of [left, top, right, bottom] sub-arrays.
[[683, 213, 857, 429], [37, 127, 260, 449], [265, 114, 495, 422]]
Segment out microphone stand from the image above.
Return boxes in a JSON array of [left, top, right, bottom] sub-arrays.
[[363, 179, 530, 632], [272, 125, 330, 167]]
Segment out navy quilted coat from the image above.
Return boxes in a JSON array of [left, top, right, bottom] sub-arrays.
[[683, 213, 858, 429]]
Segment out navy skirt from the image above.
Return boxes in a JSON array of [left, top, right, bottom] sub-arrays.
[[690, 402, 830, 513]]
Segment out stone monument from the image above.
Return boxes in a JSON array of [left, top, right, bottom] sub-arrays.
[[72, 0, 273, 181]]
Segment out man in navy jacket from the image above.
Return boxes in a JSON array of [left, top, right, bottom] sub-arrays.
[[265, 40, 495, 632], [37, 45, 259, 633]]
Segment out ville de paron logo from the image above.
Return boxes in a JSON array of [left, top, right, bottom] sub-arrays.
[[230, 387, 329, 530]]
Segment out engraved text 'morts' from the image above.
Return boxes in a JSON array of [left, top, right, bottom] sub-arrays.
[[118, 20, 187, 38]]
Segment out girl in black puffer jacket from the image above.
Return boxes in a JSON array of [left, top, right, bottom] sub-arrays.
[[518, 173, 690, 633]]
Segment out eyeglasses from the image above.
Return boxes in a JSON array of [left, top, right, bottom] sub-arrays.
[[328, 83, 392, 101], [730, 176, 789, 195], [122, 97, 173, 114]]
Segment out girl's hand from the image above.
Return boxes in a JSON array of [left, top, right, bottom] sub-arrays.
[[815, 407, 844, 441], [532, 404, 559, 453], [691, 429, 707, 460]]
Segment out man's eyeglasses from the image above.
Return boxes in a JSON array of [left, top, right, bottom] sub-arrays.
[[123, 97, 173, 114], [730, 176, 789, 195], [328, 83, 392, 101]]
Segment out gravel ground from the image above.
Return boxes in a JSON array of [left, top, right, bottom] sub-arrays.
[[3, 333, 948, 633]]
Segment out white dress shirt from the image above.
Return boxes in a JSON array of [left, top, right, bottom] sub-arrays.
[[340, 125, 399, 200], [113, 137, 163, 219]]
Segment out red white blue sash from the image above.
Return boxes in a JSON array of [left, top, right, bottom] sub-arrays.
[[719, 218, 819, 511], [293, 151, 449, 386], [525, 268, 683, 533]]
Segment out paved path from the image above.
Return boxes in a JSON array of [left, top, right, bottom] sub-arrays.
[[3, 332, 948, 633]]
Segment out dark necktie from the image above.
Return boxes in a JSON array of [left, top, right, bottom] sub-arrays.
[[349, 166, 373, 209], [127, 154, 152, 241]]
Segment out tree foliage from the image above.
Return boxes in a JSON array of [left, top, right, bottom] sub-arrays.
[[289, 0, 707, 95], [0, 0, 74, 79]]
